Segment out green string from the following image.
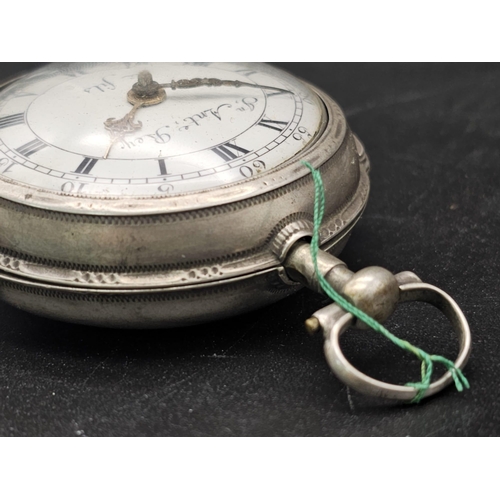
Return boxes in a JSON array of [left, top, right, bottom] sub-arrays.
[[303, 161, 470, 403]]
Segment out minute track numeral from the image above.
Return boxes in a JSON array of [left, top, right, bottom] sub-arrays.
[[258, 118, 288, 132], [211, 143, 251, 162], [15, 138, 47, 158], [0, 113, 25, 129], [74, 157, 98, 175]]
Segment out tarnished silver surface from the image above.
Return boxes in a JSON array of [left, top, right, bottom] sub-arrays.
[[288, 243, 471, 400], [0, 266, 301, 329], [0, 144, 368, 287], [322, 282, 471, 400], [0, 228, 360, 329]]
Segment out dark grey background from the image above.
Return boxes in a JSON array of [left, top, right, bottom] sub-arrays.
[[0, 63, 497, 436]]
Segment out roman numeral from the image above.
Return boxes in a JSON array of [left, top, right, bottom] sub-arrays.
[[211, 143, 251, 162], [15, 138, 47, 158], [74, 157, 98, 175], [0, 113, 25, 129], [158, 159, 168, 176], [258, 118, 288, 132]]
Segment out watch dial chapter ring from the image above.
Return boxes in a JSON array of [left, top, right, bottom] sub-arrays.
[[0, 84, 338, 216]]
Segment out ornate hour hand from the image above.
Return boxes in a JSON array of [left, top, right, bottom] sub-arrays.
[[103, 102, 143, 159], [103, 71, 167, 159], [103, 70, 292, 159]]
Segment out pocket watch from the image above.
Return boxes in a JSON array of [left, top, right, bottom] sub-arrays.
[[0, 62, 471, 401]]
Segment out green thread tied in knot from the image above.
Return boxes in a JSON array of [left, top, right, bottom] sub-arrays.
[[302, 161, 470, 403]]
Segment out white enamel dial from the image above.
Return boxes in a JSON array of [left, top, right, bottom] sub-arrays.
[[0, 62, 323, 198]]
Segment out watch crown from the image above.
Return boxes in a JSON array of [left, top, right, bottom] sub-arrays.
[[271, 219, 314, 261]]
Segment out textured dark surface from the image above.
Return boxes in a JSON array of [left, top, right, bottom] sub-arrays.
[[0, 63, 498, 436]]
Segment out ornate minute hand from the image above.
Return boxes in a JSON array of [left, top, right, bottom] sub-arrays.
[[159, 78, 293, 95], [103, 70, 292, 159]]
